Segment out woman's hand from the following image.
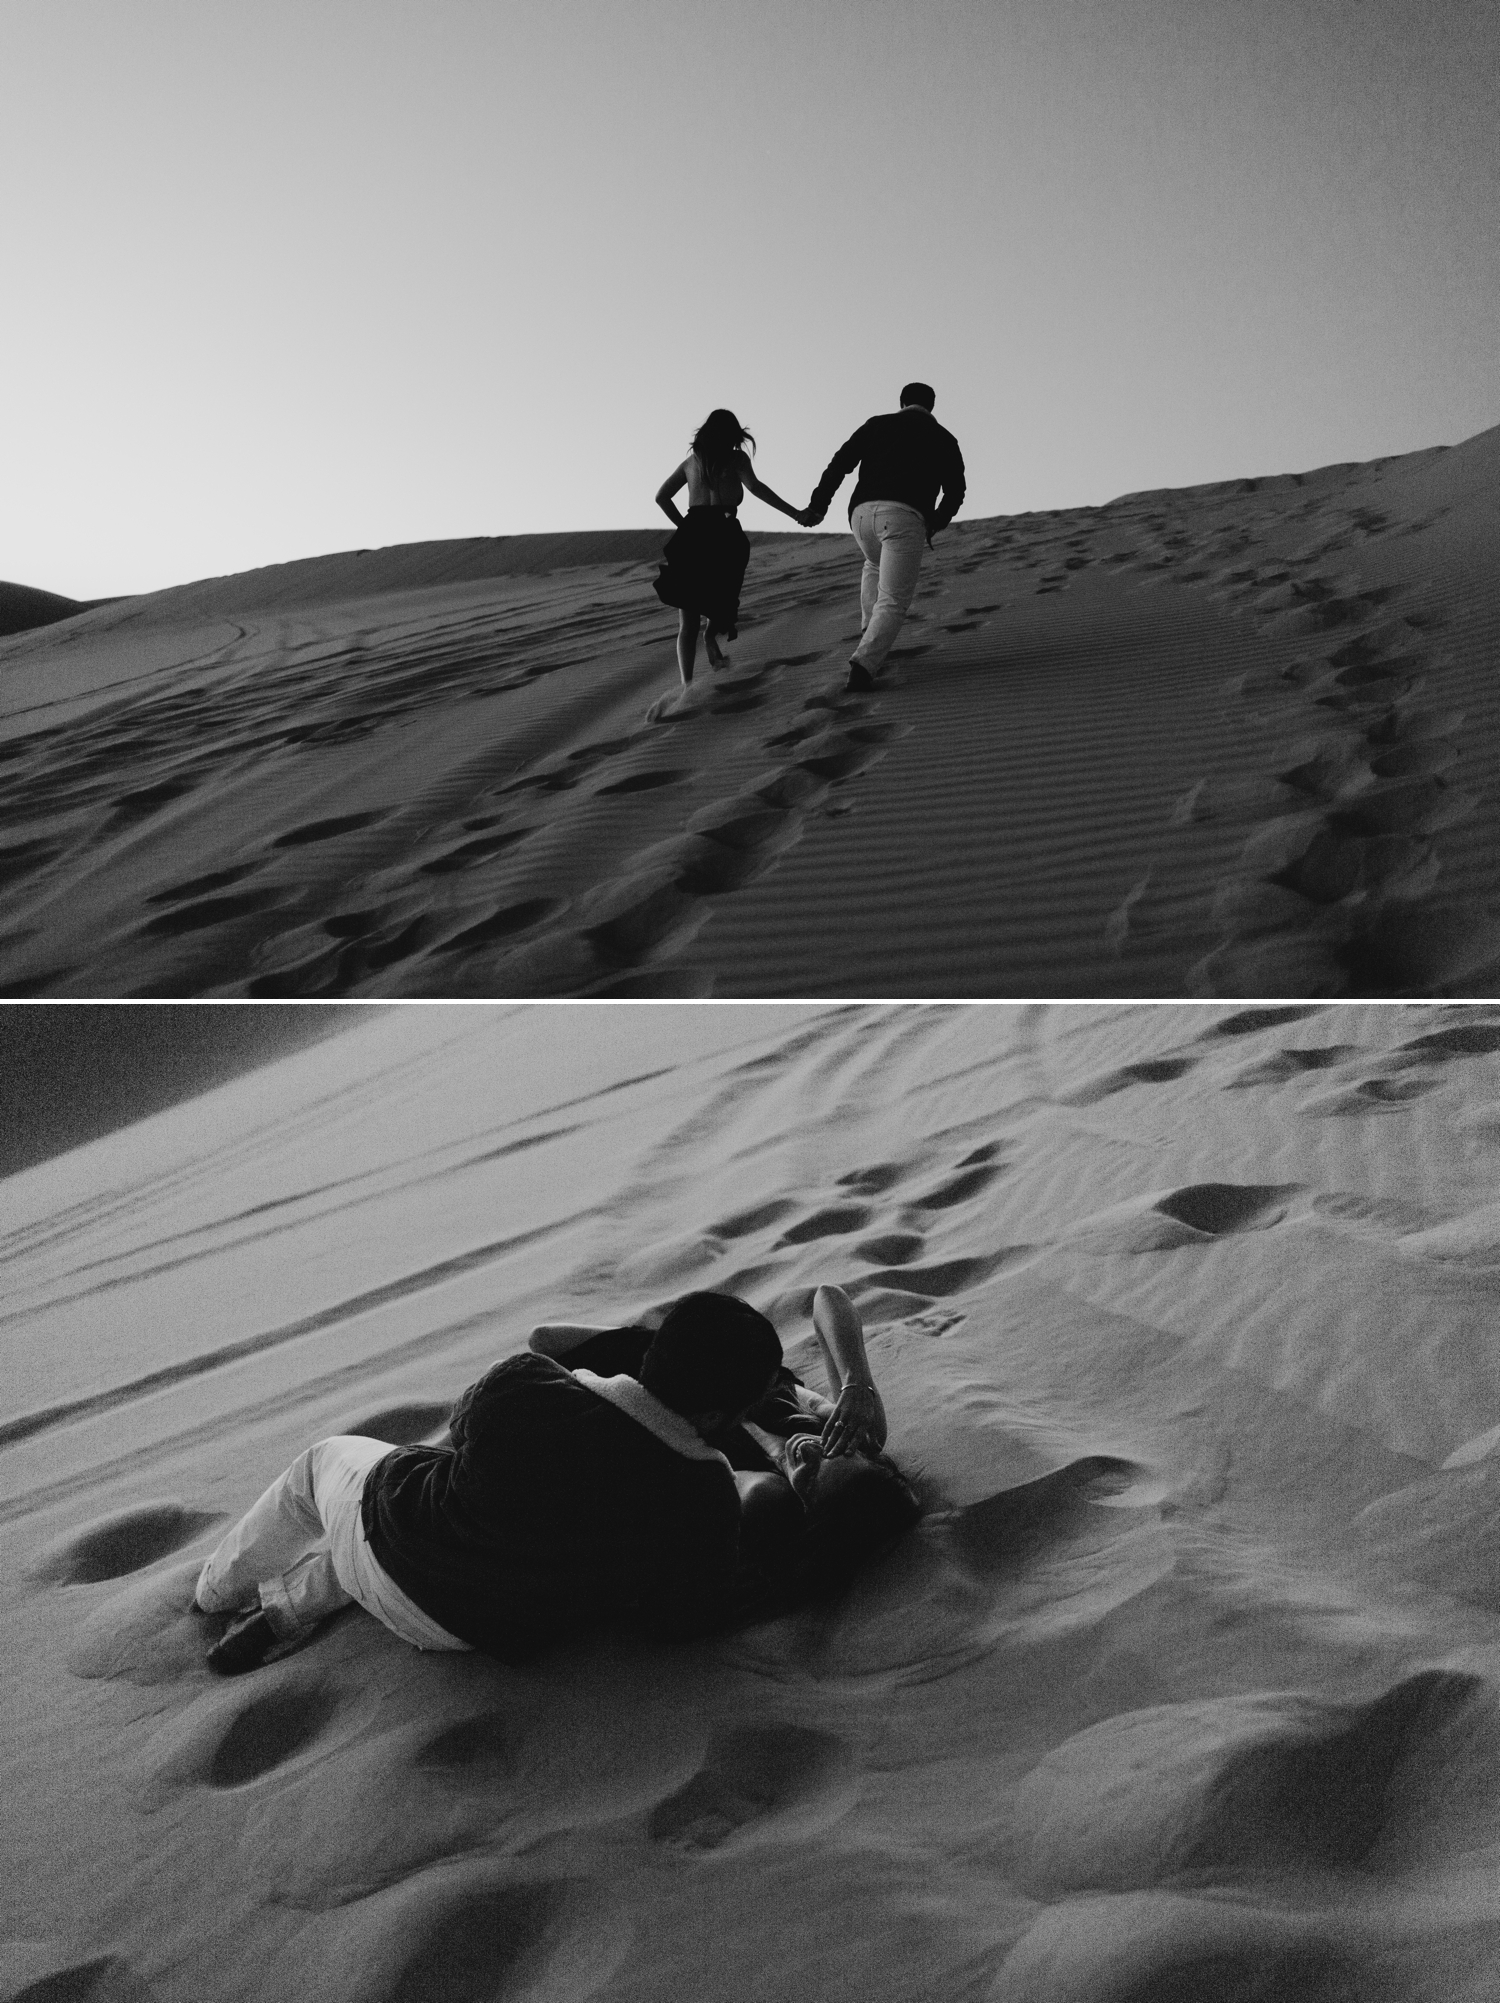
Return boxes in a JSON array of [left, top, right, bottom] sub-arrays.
[[821, 1379, 885, 1458]]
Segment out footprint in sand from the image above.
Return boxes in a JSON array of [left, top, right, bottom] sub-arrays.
[[1311, 1190, 1436, 1235], [28, 1501, 225, 1586], [774, 1204, 872, 1245], [1062, 1056, 1198, 1105], [414, 1714, 512, 1782], [138, 889, 282, 938], [836, 1163, 909, 1196], [1298, 1073, 1442, 1117], [144, 865, 258, 906], [358, 1871, 629, 2003], [851, 1229, 926, 1265], [594, 768, 691, 797], [67, 1560, 211, 1687], [106, 779, 195, 824], [851, 1249, 1030, 1304], [646, 1724, 856, 1856], [205, 1685, 343, 1789], [1009, 1669, 1490, 1897], [418, 828, 533, 874], [1224, 1044, 1359, 1087], [1399, 1021, 1500, 1060], [431, 898, 563, 956], [1072, 1183, 1300, 1253], [709, 1198, 800, 1239], [0, 1946, 159, 2001], [271, 810, 387, 848], [908, 1147, 1007, 1211], [144, 1677, 342, 1802], [995, 1892, 1364, 2003]]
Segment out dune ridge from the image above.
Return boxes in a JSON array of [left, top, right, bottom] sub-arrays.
[[1, 425, 1496, 998], [7, 1001, 1500, 1997]]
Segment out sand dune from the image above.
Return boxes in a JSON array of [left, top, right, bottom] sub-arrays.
[[2, 425, 1496, 999], [7, 1000, 1500, 1998]]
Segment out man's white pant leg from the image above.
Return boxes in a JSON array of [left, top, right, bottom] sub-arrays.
[[196, 1443, 330, 1618], [197, 1436, 384, 1640], [198, 1435, 473, 1652], [850, 501, 925, 671]]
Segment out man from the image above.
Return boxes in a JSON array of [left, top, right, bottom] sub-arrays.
[[194, 1288, 900, 1675], [195, 1292, 784, 1674], [804, 382, 966, 692]]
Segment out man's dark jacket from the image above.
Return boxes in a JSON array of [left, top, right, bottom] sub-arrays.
[[361, 1351, 741, 1661], [808, 407, 966, 533]]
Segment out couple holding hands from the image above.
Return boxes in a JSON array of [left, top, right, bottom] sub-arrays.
[[653, 381, 966, 701]]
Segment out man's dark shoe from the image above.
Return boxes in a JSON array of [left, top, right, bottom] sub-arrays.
[[845, 661, 875, 693], [206, 1608, 278, 1676]]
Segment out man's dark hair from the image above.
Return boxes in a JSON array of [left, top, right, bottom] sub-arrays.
[[640, 1292, 782, 1418], [899, 382, 935, 410]]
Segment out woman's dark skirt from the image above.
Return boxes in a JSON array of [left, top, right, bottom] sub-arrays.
[[653, 505, 751, 637]]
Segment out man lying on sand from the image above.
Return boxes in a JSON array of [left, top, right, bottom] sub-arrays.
[[195, 1285, 912, 1675], [804, 382, 967, 693]]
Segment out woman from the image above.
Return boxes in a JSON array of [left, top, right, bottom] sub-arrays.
[[652, 409, 808, 701]]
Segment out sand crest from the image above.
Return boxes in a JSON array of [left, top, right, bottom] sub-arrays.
[[2, 427, 1497, 998], [6, 1001, 1500, 1998]]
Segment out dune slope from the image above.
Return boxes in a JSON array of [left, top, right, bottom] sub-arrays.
[[1, 426, 1496, 998], [6, 1001, 1500, 1999]]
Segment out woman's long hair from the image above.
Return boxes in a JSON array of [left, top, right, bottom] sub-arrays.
[[692, 408, 755, 477]]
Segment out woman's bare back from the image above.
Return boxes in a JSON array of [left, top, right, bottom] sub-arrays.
[[683, 448, 748, 510]]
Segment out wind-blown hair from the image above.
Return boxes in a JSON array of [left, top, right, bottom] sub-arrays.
[[640, 1291, 781, 1418], [692, 408, 756, 477]]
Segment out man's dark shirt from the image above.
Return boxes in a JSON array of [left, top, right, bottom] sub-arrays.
[[361, 1348, 741, 1661], [808, 408, 966, 533]]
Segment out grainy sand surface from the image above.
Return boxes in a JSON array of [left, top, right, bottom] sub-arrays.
[[7, 1000, 1500, 2000], [3, 424, 1496, 999]]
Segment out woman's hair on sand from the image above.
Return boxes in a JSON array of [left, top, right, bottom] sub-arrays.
[[640, 1291, 781, 1418], [692, 409, 756, 475]]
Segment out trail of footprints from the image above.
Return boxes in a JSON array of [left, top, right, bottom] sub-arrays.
[[1087, 469, 1471, 993], [0, 525, 1027, 994]]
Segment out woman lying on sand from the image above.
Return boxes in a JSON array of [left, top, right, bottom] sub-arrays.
[[195, 1286, 913, 1675], [648, 409, 810, 720]]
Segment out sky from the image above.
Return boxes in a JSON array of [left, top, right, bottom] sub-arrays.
[[0, 1003, 374, 1178], [4, 0, 1497, 600]]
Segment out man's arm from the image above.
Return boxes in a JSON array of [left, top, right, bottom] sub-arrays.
[[805, 424, 868, 524], [929, 437, 967, 538]]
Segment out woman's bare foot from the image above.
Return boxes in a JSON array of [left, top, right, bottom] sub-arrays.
[[645, 679, 708, 724]]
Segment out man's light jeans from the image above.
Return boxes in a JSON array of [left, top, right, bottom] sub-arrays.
[[850, 499, 926, 671], [196, 1435, 471, 1652]]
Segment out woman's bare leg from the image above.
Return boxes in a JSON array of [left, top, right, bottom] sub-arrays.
[[676, 609, 700, 685]]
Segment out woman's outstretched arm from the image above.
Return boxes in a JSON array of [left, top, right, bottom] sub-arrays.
[[655, 462, 689, 527], [812, 1284, 888, 1457], [740, 456, 811, 525]]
